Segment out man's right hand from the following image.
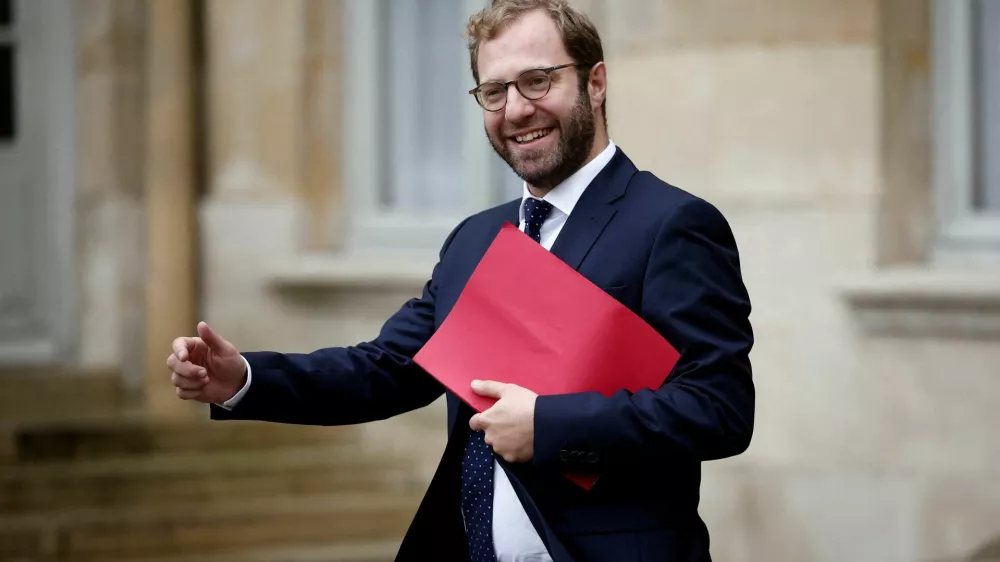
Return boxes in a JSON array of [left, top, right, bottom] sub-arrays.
[[167, 321, 247, 404]]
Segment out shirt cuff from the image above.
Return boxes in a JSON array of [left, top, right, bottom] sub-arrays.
[[217, 355, 252, 410]]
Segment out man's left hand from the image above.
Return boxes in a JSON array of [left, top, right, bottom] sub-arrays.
[[469, 380, 537, 463]]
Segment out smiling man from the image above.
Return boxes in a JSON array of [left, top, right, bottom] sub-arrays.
[[166, 1, 754, 561]]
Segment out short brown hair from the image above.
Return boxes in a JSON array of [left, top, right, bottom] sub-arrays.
[[465, 0, 606, 117]]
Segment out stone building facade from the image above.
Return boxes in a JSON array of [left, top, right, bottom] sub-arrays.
[[1, 0, 999, 560]]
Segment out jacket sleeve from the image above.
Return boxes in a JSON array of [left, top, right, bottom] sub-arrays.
[[532, 198, 754, 472], [210, 219, 469, 426]]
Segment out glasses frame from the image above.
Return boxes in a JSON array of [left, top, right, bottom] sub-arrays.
[[468, 63, 589, 112]]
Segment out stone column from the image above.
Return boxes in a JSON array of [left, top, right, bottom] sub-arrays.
[[75, 0, 149, 406], [200, 0, 349, 352], [302, 0, 345, 250], [206, 0, 306, 198], [143, 0, 200, 417], [875, 0, 933, 265], [203, 0, 343, 243]]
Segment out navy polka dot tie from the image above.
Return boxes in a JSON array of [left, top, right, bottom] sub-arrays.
[[461, 197, 552, 561], [522, 198, 553, 244]]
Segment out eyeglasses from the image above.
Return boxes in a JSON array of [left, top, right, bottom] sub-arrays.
[[469, 63, 588, 112]]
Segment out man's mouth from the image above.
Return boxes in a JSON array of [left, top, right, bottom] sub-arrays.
[[512, 128, 554, 145]]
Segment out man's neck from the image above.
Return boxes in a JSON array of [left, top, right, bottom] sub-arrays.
[[527, 134, 610, 198], [526, 184, 551, 198]]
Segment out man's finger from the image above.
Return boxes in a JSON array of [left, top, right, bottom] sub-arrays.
[[166, 354, 187, 372], [170, 358, 206, 379], [172, 372, 208, 390], [471, 380, 507, 399], [176, 387, 202, 400], [469, 413, 487, 432], [171, 337, 198, 362], [197, 321, 230, 353]]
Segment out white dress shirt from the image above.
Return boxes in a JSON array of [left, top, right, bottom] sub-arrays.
[[222, 140, 618, 562]]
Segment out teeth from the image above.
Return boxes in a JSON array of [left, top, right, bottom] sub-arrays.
[[515, 129, 550, 144]]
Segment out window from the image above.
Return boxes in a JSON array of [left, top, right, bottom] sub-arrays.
[[0, 0, 76, 363], [973, 0, 1000, 212], [342, 0, 522, 252], [932, 0, 1000, 265], [0, 0, 26, 342], [0, 0, 14, 141]]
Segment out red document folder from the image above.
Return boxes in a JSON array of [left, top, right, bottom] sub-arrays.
[[414, 223, 680, 488]]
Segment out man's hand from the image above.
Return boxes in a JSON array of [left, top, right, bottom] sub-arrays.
[[166, 321, 247, 404], [469, 380, 537, 463]]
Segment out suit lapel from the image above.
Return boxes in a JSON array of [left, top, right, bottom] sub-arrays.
[[549, 148, 638, 270]]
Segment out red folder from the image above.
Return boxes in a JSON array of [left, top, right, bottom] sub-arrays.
[[414, 223, 680, 488]]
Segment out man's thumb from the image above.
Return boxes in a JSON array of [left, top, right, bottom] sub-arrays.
[[196, 321, 230, 353]]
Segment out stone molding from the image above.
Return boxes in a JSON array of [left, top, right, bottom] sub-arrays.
[[841, 268, 1000, 338], [266, 254, 435, 294]]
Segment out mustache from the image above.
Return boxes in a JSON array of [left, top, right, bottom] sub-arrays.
[[500, 123, 556, 137]]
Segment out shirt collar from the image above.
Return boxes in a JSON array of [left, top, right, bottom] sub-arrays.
[[518, 139, 617, 222]]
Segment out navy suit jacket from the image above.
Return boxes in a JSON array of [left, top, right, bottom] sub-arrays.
[[212, 148, 754, 561]]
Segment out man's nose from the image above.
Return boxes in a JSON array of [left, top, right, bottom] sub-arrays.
[[504, 85, 536, 122]]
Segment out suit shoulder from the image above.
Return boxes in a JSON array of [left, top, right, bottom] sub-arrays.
[[458, 198, 520, 230], [436, 198, 519, 256], [625, 170, 729, 226]]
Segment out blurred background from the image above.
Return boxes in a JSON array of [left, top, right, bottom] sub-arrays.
[[1, 0, 999, 560]]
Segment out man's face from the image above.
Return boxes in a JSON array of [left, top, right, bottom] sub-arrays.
[[476, 11, 597, 191]]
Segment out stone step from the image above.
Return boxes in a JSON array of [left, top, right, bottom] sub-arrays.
[[0, 367, 125, 425], [0, 444, 428, 514], [5, 417, 353, 464], [99, 540, 401, 562], [115, 541, 401, 562], [0, 492, 421, 561]]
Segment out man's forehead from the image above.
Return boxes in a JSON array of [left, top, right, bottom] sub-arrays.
[[477, 11, 567, 82], [478, 60, 558, 84]]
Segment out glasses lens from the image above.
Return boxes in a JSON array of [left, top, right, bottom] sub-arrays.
[[478, 83, 506, 111], [517, 70, 550, 99]]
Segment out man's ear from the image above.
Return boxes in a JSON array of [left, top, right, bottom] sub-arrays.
[[588, 61, 608, 109]]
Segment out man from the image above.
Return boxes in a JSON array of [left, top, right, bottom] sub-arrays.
[[167, 1, 754, 560]]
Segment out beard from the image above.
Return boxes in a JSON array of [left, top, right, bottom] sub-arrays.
[[487, 88, 597, 192]]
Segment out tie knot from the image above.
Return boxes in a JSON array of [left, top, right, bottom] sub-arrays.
[[523, 197, 552, 225], [522, 198, 553, 243]]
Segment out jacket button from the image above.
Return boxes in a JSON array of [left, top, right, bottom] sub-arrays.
[[586, 452, 599, 463], [558, 449, 569, 462]]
